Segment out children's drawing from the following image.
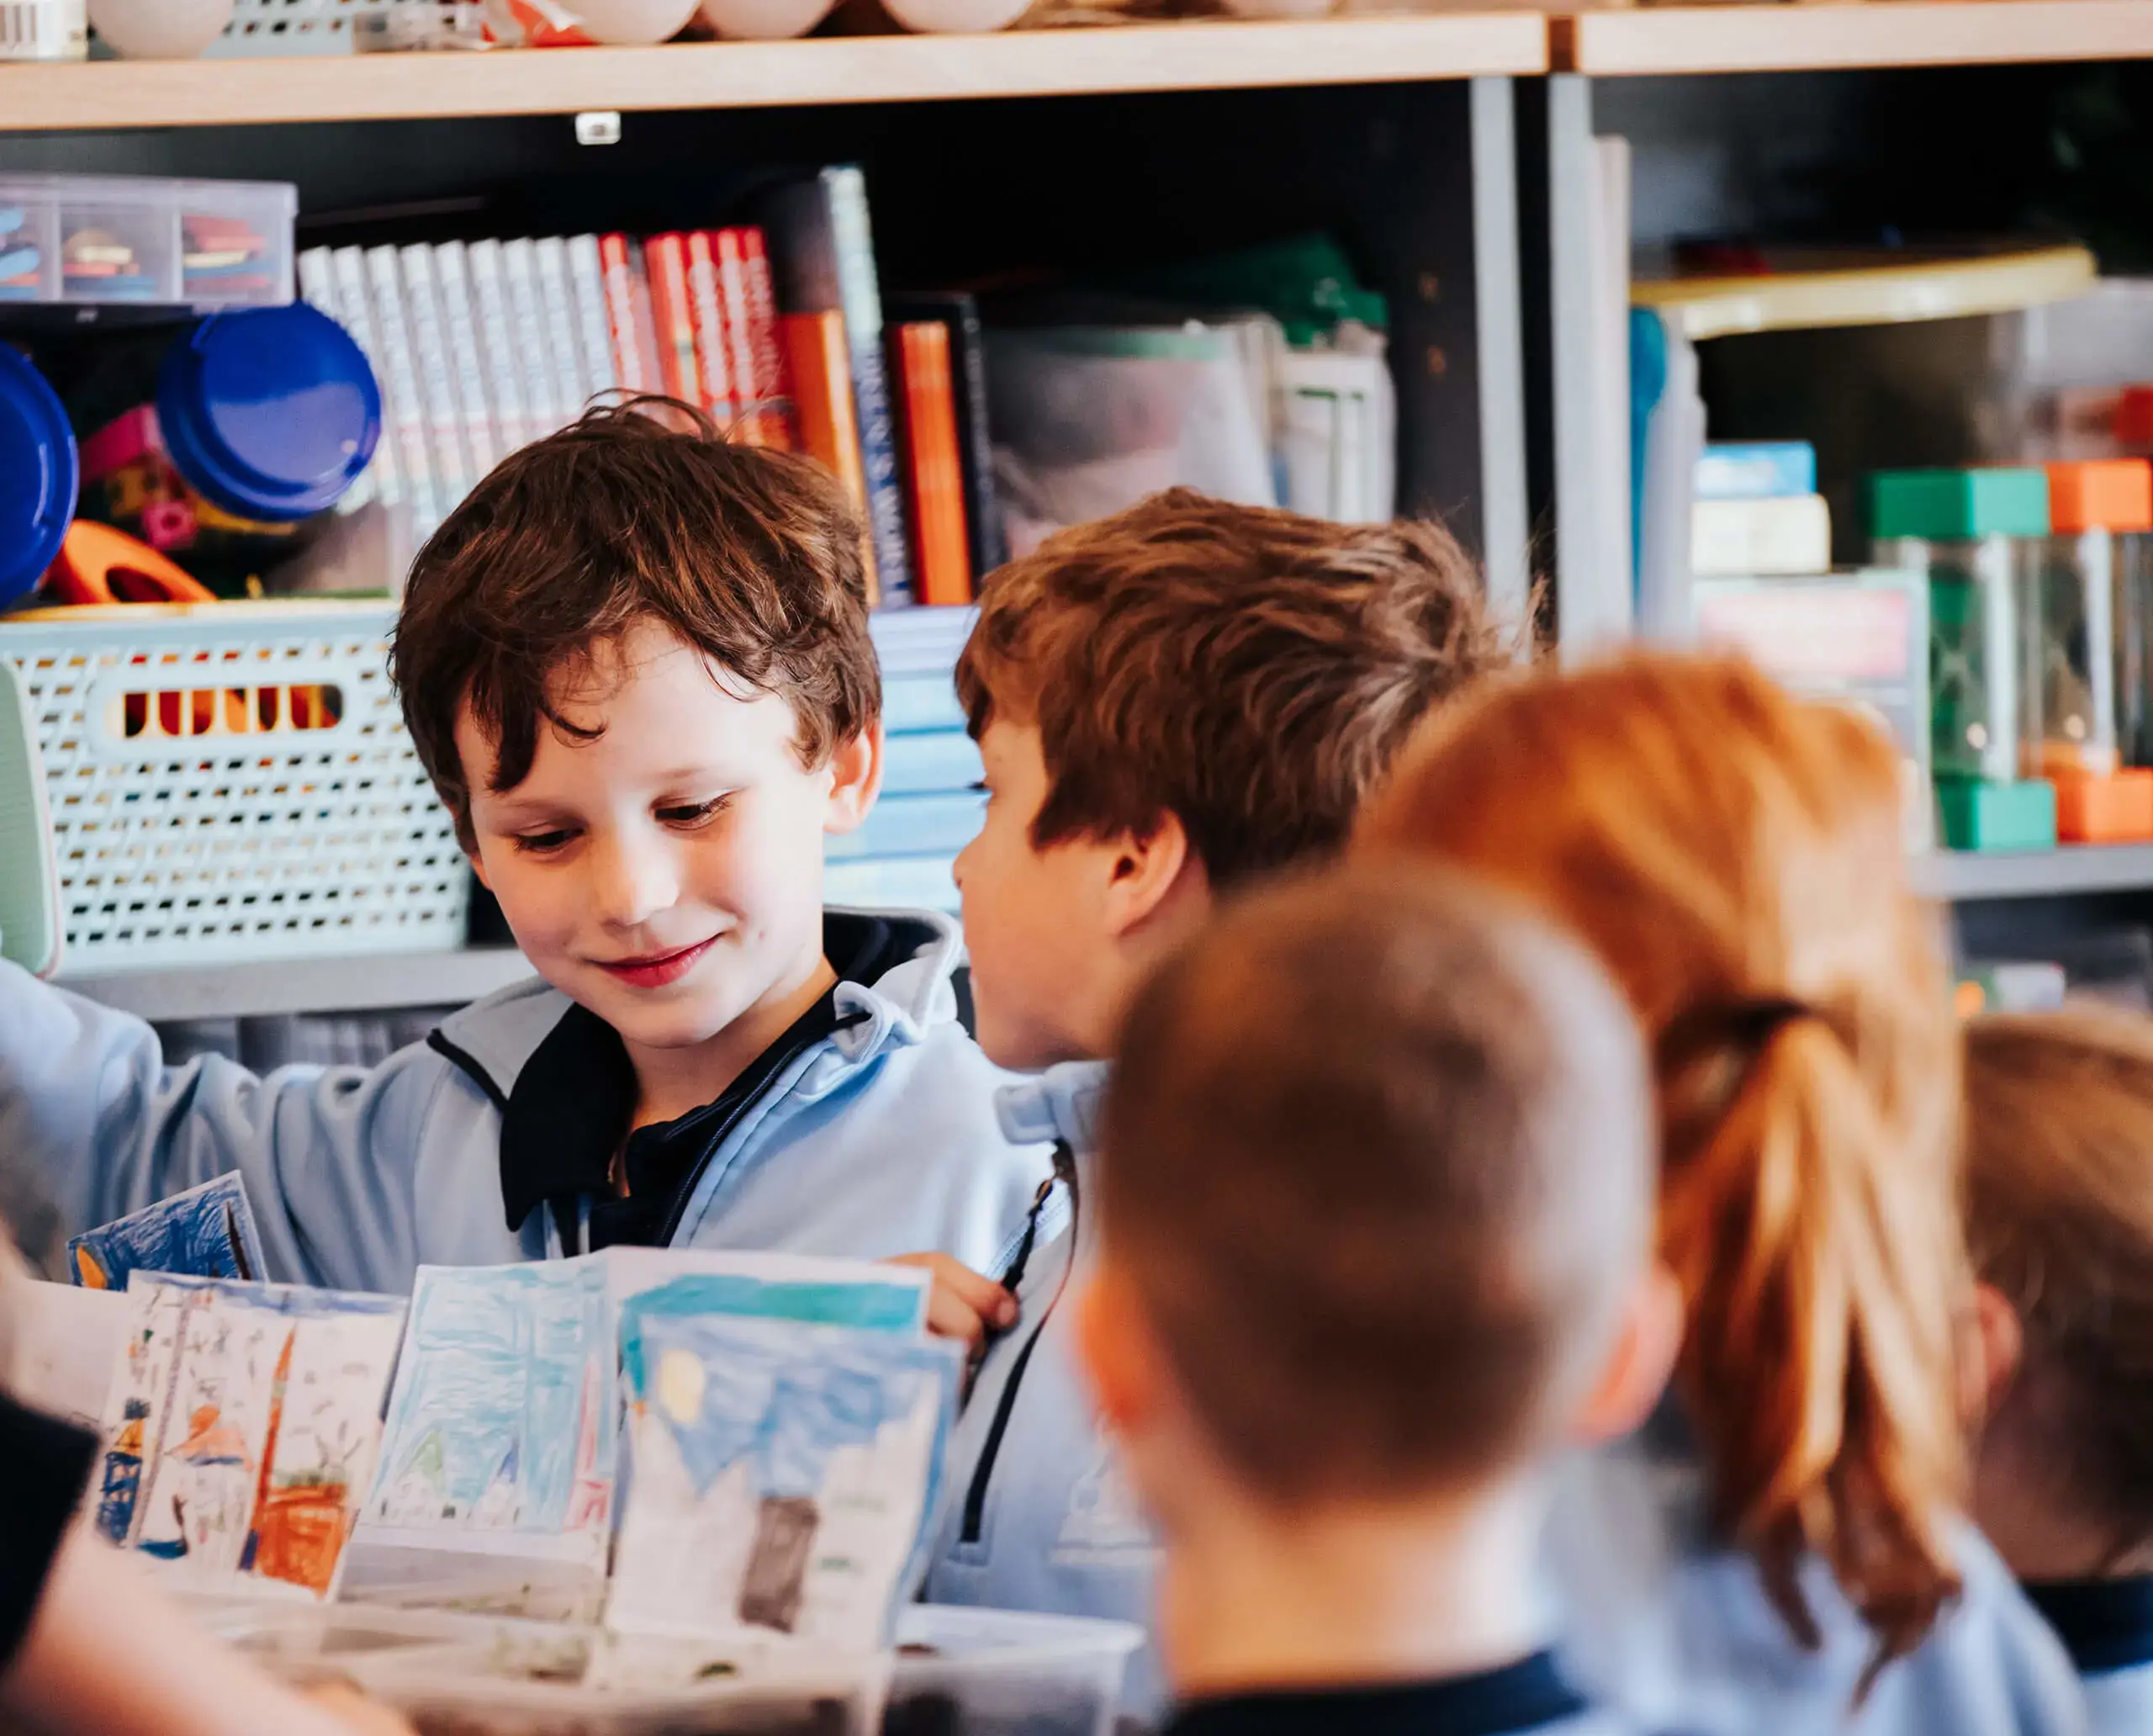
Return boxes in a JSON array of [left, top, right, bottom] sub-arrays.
[[610, 1310, 960, 1651], [68, 1172, 267, 1289], [365, 1260, 616, 1565], [93, 1273, 405, 1602]]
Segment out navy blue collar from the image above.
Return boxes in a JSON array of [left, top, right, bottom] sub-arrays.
[[2024, 1575, 2153, 1675], [1166, 1654, 1588, 1736]]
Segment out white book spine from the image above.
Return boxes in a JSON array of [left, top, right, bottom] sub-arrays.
[[433, 241, 501, 483], [358, 245, 436, 531], [399, 242, 476, 514], [502, 237, 569, 437], [535, 237, 593, 421], [467, 239, 529, 458], [299, 249, 377, 513], [563, 234, 618, 400]]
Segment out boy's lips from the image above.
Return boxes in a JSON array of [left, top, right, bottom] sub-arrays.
[[595, 935, 719, 989]]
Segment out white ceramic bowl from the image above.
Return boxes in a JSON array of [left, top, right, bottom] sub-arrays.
[[881, 0, 1028, 30], [696, 0, 834, 35], [87, 0, 235, 58]]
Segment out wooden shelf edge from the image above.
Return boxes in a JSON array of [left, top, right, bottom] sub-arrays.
[[1, 17, 1547, 133], [1560, 0, 2153, 77]]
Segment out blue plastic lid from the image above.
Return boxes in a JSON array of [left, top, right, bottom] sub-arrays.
[[0, 345, 78, 608], [156, 304, 381, 524]]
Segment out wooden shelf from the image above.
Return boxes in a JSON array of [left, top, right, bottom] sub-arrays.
[[1558, 0, 2153, 78], [1912, 844, 2153, 903], [0, 17, 1547, 133], [61, 948, 534, 1022]]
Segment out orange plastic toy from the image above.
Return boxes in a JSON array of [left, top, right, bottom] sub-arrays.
[[43, 519, 214, 607]]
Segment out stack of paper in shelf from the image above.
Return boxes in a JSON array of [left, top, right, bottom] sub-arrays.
[[1690, 442, 1833, 580], [826, 608, 981, 917]]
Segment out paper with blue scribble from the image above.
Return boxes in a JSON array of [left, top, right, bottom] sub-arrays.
[[68, 1173, 268, 1289], [610, 1307, 960, 1650], [93, 1273, 406, 1604]]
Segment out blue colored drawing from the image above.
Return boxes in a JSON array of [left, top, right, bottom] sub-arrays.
[[610, 1310, 960, 1648], [69, 1173, 268, 1289], [367, 1262, 616, 1553]]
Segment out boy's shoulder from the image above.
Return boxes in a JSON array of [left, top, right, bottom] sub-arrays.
[[426, 973, 573, 1107]]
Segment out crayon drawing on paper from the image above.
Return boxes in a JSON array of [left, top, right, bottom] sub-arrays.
[[610, 1311, 960, 1650], [94, 1274, 405, 1601], [366, 1262, 614, 1562], [69, 1172, 267, 1289]]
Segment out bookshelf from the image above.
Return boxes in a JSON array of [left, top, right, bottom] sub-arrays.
[[0, 19, 1547, 134], [1556, 0, 2153, 80], [61, 949, 536, 1023]]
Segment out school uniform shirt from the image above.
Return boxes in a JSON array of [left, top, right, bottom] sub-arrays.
[[2023, 1577, 2153, 1734], [0, 909, 1052, 1294], [1546, 1439, 2091, 1736], [923, 1060, 1172, 1720], [1164, 1654, 1634, 1736], [0, 1392, 96, 1674]]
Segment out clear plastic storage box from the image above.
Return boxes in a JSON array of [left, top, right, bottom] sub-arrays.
[[0, 173, 295, 310]]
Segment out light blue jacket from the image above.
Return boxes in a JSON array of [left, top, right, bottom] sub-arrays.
[[923, 1061, 1169, 1723], [2022, 1577, 2153, 1736], [0, 909, 1053, 1294], [1548, 1443, 2089, 1736]]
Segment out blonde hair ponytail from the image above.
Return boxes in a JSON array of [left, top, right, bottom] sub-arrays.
[[1359, 653, 1966, 1662]]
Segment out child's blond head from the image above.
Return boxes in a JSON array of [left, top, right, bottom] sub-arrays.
[[1098, 861, 1654, 1506]]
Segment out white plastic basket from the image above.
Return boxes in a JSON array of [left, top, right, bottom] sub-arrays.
[[0, 601, 468, 977], [207, 0, 482, 56]]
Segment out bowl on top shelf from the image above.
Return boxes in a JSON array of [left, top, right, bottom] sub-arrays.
[[879, 0, 1030, 31], [483, 0, 699, 43], [696, 0, 836, 35], [87, 0, 235, 57]]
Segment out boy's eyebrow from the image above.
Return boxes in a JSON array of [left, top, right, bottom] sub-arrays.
[[476, 765, 745, 812]]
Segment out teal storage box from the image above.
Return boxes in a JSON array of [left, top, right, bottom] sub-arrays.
[[1935, 776, 2057, 853]]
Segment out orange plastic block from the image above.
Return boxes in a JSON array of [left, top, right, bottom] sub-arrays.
[[2047, 459, 2153, 533], [2051, 766, 2153, 843]]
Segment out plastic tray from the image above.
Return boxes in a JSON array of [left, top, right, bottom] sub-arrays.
[[0, 600, 468, 975], [0, 173, 295, 310], [886, 1606, 1142, 1736]]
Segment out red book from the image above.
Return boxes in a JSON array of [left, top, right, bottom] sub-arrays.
[[891, 321, 972, 607], [684, 231, 737, 427], [782, 310, 877, 606], [642, 234, 700, 408], [597, 233, 659, 395], [719, 227, 796, 452]]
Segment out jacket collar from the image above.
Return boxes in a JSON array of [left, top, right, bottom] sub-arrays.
[[994, 1060, 1113, 1156], [429, 906, 965, 1107]]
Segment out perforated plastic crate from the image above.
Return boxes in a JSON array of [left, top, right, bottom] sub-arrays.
[[0, 601, 467, 976], [208, 0, 483, 56]]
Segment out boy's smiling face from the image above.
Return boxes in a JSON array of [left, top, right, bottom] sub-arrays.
[[458, 619, 877, 1069]]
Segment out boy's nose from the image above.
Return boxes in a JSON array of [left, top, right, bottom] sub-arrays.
[[590, 834, 680, 929]]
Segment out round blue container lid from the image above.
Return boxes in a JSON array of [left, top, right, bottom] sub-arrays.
[[0, 345, 79, 608], [157, 304, 382, 524]]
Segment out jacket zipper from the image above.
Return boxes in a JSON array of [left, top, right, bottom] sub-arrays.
[[959, 1141, 1076, 1548]]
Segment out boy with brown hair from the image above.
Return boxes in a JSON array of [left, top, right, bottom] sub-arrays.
[[1080, 864, 1671, 1736], [913, 489, 1509, 1719], [0, 403, 1048, 1289]]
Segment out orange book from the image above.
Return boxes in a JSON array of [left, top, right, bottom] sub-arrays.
[[892, 321, 973, 606], [642, 234, 700, 408], [782, 310, 878, 606]]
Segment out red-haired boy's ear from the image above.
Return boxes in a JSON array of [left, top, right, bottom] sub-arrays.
[[822, 725, 885, 838], [1573, 1259, 1685, 1447], [1102, 810, 1205, 943], [1960, 1282, 2023, 1431]]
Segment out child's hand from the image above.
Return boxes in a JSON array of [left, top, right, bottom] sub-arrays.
[[888, 1252, 1018, 1356], [306, 1681, 418, 1735]]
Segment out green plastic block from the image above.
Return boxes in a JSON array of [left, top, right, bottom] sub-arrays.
[[1869, 468, 2050, 541], [1934, 777, 2058, 852]]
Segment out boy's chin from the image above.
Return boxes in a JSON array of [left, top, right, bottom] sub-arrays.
[[574, 980, 755, 1052]]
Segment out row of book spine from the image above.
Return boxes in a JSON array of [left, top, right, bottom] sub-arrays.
[[299, 169, 1002, 610]]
